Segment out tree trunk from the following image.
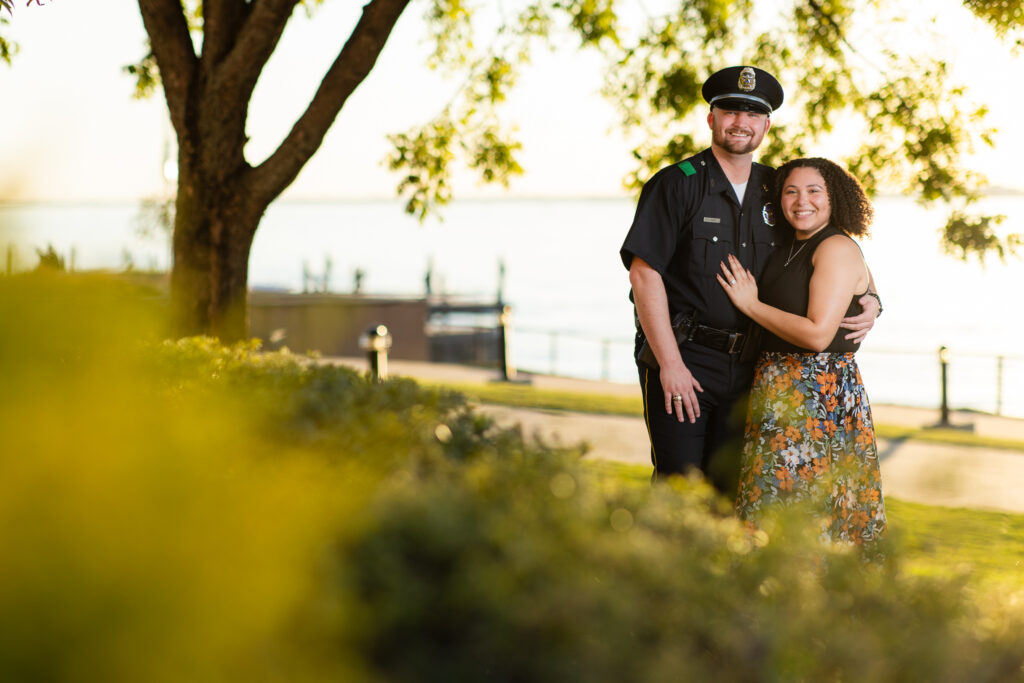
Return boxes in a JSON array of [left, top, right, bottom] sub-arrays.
[[139, 0, 412, 341], [169, 169, 262, 342]]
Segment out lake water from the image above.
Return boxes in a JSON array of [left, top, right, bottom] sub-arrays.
[[2, 196, 1023, 417]]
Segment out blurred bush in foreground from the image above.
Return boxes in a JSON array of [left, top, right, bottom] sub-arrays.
[[341, 460, 1024, 683], [1, 272, 1023, 682], [0, 272, 366, 681]]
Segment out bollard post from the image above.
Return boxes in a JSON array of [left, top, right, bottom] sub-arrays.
[[938, 345, 951, 427], [360, 324, 392, 382], [497, 259, 506, 305], [549, 331, 558, 376], [996, 355, 1005, 416], [601, 339, 610, 381], [497, 304, 517, 381]]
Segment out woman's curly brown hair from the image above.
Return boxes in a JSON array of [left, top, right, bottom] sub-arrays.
[[773, 157, 873, 237]]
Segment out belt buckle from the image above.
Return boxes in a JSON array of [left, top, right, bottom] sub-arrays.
[[726, 332, 743, 354]]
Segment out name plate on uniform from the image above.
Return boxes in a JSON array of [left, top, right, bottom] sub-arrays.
[[703, 217, 721, 223]]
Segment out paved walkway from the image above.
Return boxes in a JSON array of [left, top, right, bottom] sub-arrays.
[[327, 357, 1024, 514]]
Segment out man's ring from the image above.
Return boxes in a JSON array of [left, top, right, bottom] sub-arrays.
[[672, 395, 683, 402]]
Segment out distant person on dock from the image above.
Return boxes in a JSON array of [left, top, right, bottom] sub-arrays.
[[717, 157, 886, 546], [620, 65, 881, 497]]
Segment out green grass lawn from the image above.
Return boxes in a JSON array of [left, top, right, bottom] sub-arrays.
[[433, 381, 1024, 452], [586, 459, 1024, 591], [426, 381, 1024, 591], [431, 381, 644, 418], [886, 498, 1024, 588]]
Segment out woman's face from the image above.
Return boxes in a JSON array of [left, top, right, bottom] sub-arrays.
[[781, 166, 831, 237]]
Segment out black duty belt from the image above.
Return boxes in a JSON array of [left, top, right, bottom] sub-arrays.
[[687, 323, 745, 355], [634, 312, 746, 369]]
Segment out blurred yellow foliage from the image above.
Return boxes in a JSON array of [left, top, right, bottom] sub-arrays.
[[3, 272, 1024, 683], [0, 273, 368, 682]]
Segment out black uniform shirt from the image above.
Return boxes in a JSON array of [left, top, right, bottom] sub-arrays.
[[620, 148, 783, 331]]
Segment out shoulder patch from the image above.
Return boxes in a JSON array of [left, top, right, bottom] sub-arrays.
[[677, 160, 696, 176]]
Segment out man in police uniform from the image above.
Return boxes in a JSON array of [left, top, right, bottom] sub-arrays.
[[620, 65, 879, 495]]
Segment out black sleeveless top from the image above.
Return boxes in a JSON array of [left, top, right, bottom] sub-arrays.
[[758, 225, 864, 353]]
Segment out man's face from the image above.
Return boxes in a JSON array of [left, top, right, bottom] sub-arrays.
[[707, 108, 771, 155]]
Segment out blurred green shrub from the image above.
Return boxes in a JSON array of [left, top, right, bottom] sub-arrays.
[[1, 272, 1023, 682], [337, 460, 1024, 683], [0, 272, 368, 681]]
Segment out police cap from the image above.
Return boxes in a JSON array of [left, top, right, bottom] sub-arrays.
[[701, 66, 784, 115]]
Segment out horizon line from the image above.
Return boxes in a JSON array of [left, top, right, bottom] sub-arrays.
[[3, 187, 1024, 207]]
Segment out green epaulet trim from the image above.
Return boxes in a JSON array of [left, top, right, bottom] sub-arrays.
[[677, 160, 696, 176]]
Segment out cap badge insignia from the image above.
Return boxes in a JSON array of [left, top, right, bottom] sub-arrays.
[[739, 67, 756, 92], [762, 202, 775, 227]]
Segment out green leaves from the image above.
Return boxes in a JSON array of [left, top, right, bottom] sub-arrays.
[[0, 27, 15, 67], [386, 113, 523, 220], [399, 0, 1022, 260], [470, 126, 524, 184], [942, 210, 1021, 264], [424, 0, 475, 70], [962, 0, 1024, 46], [0, 0, 46, 65], [388, 2, 542, 220], [123, 50, 160, 100], [387, 116, 458, 220], [558, 0, 619, 47], [601, 1, 749, 143]]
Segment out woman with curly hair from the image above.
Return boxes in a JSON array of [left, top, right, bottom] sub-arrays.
[[717, 157, 886, 549]]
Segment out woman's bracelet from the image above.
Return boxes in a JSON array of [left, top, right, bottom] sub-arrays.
[[866, 291, 883, 317]]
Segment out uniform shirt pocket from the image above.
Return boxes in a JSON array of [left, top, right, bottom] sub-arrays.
[[692, 218, 732, 275]]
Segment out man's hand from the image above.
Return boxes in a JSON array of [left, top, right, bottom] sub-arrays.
[[661, 362, 703, 423], [630, 256, 704, 421], [840, 293, 880, 343]]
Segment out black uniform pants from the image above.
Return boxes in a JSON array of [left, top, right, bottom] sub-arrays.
[[637, 341, 755, 498]]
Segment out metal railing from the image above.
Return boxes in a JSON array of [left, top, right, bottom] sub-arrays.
[[514, 326, 635, 382], [510, 327, 1024, 419]]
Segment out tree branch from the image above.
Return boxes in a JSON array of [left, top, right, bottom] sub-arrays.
[[210, 0, 299, 109], [137, 0, 198, 142], [201, 0, 250, 69], [250, 0, 412, 205]]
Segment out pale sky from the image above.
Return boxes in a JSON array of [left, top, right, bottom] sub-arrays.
[[1, 0, 1021, 203]]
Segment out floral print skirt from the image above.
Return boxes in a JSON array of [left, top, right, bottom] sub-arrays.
[[736, 352, 886, 546]]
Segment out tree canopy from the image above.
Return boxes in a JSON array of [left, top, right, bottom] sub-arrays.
[[10, 1, 1024, 339], [0, 0, 44, 64], [389, 0, 1024, 262]]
